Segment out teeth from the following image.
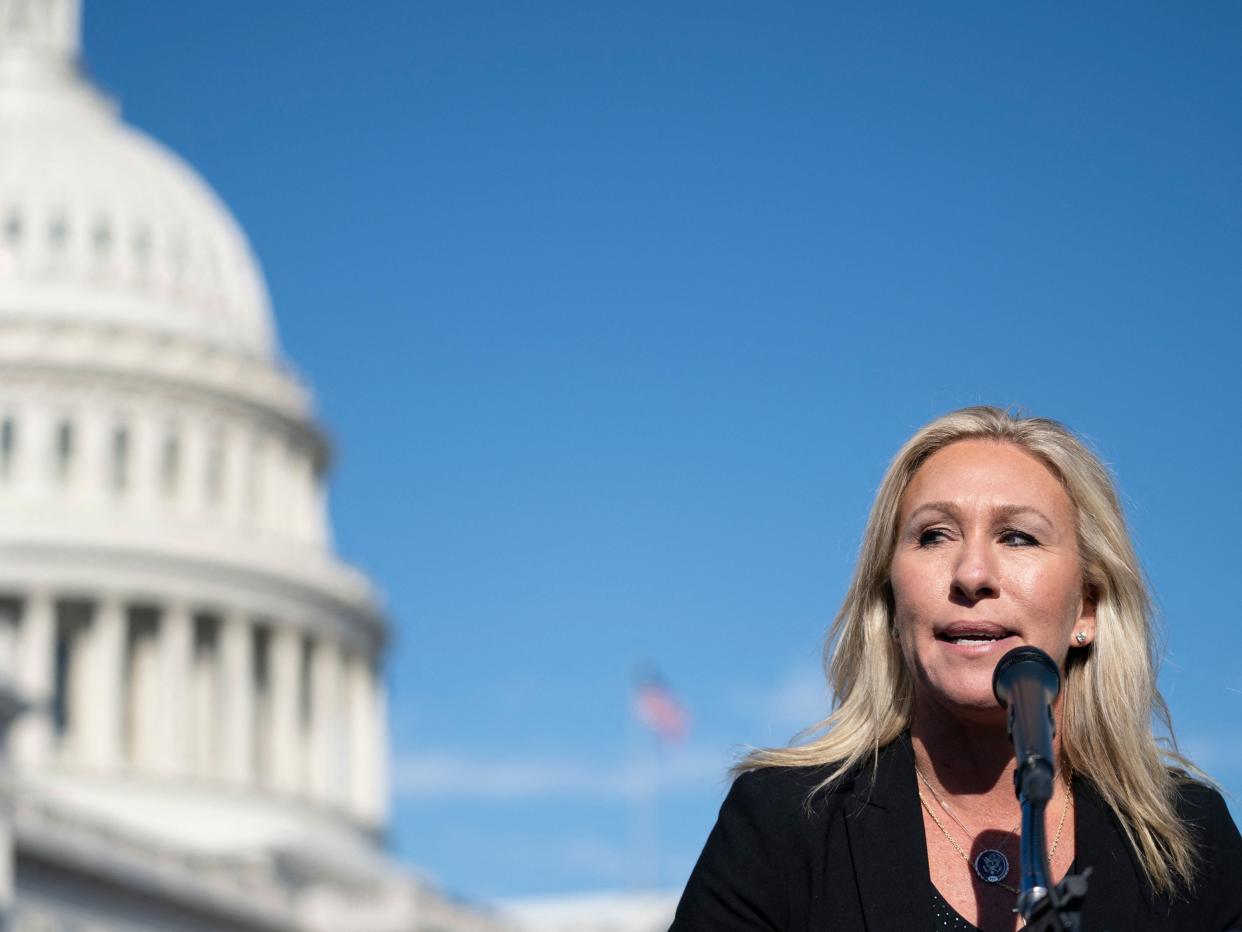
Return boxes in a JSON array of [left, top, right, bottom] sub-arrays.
[[950, 636, 1000, 644]]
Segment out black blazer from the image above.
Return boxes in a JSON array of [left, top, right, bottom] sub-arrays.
[[670, 735, 1242, 931]]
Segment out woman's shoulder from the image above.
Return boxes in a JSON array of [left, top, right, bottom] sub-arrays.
[[1170, 777, 1242, 923], [722, 763, 846, 831], [1169, 775, 1229, 814], [729, 762, 841, 806], [1168, 777, 1241, 852], [727, 740, 906, 820], [672, 759, 867, 929]]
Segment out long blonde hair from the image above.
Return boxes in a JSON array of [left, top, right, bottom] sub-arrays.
[[741, 405, 1200, 895]]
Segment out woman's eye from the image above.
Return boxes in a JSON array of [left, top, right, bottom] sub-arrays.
[[917, 528, 950, 547], [1000, 529, 1039, 546]]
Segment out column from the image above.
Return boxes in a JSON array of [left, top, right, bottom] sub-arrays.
[[308, 635, 340, 804], [180, 416, 207, 515], [11, 591, 54, 766], [267, 439, 291, 540], [345, 651, 372, 818], [269, 623, 302, 794], [370, 675, 390, 823], [75, 406, 108, 505], [126, 615, 161, 768], [0, 780, 12, 925], [77, 595, 124, 770], [13, 402, 49, 503], [154, 602, 192, 776], [220, 609, 254, 784], [295, 452, 316, 543], [227, 430, 249, 526], [245, 434, 267, 530], [204, 428, 227, 513], [130, 408, 162, 511], [188, 616, 218, 776]]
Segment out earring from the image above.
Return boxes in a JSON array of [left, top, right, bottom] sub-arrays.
[[890, 627, 900, 641], [1075, 632, 1088, 645]]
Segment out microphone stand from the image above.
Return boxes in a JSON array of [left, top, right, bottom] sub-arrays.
[[1015, 761, 1054, 920], [1012, 756, 1090, 932], [992, 646, 1093, 932]]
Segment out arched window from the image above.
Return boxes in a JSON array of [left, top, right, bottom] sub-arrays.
[[160, 427, 181, 497], [204, 430, 226, 506], [110, 423, 130, 493], [244, 433, 265, 519], [0, 416, 16, 481], [47, 210, 68, 253], [3, 208, 21, 249], [298, 637, 314, 736], [132, 224, 152, 282], [54, 417, 74, 484], [91, 216, 112, 261]]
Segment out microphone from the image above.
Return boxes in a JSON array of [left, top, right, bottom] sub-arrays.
[[994, 647, 1090, 930], [992, 645, 1060, 804]]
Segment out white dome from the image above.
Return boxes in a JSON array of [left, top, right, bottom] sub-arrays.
[[0, 1, 276, 358]]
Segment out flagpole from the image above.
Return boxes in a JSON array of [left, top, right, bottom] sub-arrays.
[[626, 689, 642, 890], [627, 692, 662, 889], [643, 728, 660, 890], [630, 667, 689, 890]]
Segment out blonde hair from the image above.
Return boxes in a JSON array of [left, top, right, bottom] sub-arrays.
[[741, 405, 1200, 895]]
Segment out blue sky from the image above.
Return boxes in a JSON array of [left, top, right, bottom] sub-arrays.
[[86, 1, 1241, 902]]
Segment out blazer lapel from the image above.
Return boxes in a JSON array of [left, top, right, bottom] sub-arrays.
[[842, 736, 935, 932]]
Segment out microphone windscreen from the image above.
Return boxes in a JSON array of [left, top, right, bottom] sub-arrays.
[[992, 645, 1060, 707]]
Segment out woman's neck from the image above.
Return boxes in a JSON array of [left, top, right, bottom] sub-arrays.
[[909, 695, 1062, 802]]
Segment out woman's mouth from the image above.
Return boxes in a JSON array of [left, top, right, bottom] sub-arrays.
[[935, 623, 1017, 650]]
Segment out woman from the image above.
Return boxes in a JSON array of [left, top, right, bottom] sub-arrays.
[[671, 407, 1242, 931]]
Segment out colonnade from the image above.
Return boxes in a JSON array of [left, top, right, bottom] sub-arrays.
[[1, 589, 386, 824], [0, 397, 328, 549]]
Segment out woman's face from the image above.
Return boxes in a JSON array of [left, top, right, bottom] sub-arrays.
[[889, 439, 1095, 721]]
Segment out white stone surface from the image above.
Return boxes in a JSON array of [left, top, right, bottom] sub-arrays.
[[502, 890, 680, 932], [0, 0, 274, 358], [0, 2, 509, 929]]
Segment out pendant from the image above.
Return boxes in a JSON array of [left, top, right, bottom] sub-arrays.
[[974, 849, 1010, 884]]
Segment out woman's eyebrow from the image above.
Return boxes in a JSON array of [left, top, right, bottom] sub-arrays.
[[904, 501, 958, 523], [904, 501, 1054, 526], [992, 504, 1054, 527]]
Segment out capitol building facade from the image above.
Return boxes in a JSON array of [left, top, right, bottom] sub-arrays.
[[0, 1, 507, 928]]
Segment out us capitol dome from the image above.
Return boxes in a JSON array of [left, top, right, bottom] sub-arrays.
[[0, 1, 505, 929]]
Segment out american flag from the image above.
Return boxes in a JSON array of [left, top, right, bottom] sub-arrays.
[[632, 670, 690, 743]]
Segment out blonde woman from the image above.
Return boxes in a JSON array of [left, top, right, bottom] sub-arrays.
[[671, 407, 1242, 932]]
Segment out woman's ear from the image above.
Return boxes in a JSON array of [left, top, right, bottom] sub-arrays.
[[1074, 584, 1098, 646]]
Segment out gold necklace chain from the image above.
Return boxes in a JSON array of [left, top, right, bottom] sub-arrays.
[[916, 764, 1023, 846], [916, 770, 1073, 899]]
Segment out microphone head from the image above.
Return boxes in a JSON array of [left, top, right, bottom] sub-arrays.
[[992, 645, 1061, 708]]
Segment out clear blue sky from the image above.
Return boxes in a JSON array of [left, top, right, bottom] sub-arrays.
[[87, 0, 1240, 902]]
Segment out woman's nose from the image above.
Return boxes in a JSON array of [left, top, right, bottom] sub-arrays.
[[951, 538, 999, 602]]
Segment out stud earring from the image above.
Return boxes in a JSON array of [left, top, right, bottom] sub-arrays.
[[890, 627, 900, 641], [1075, 632, 1088, 645]]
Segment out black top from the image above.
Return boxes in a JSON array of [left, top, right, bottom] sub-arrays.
[[930, 885, 980, 931], [670, 735, 1242, 931]]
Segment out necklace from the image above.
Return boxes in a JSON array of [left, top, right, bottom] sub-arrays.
[[916, 764, 1021, 886], [915, 764, 1072, 897]]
